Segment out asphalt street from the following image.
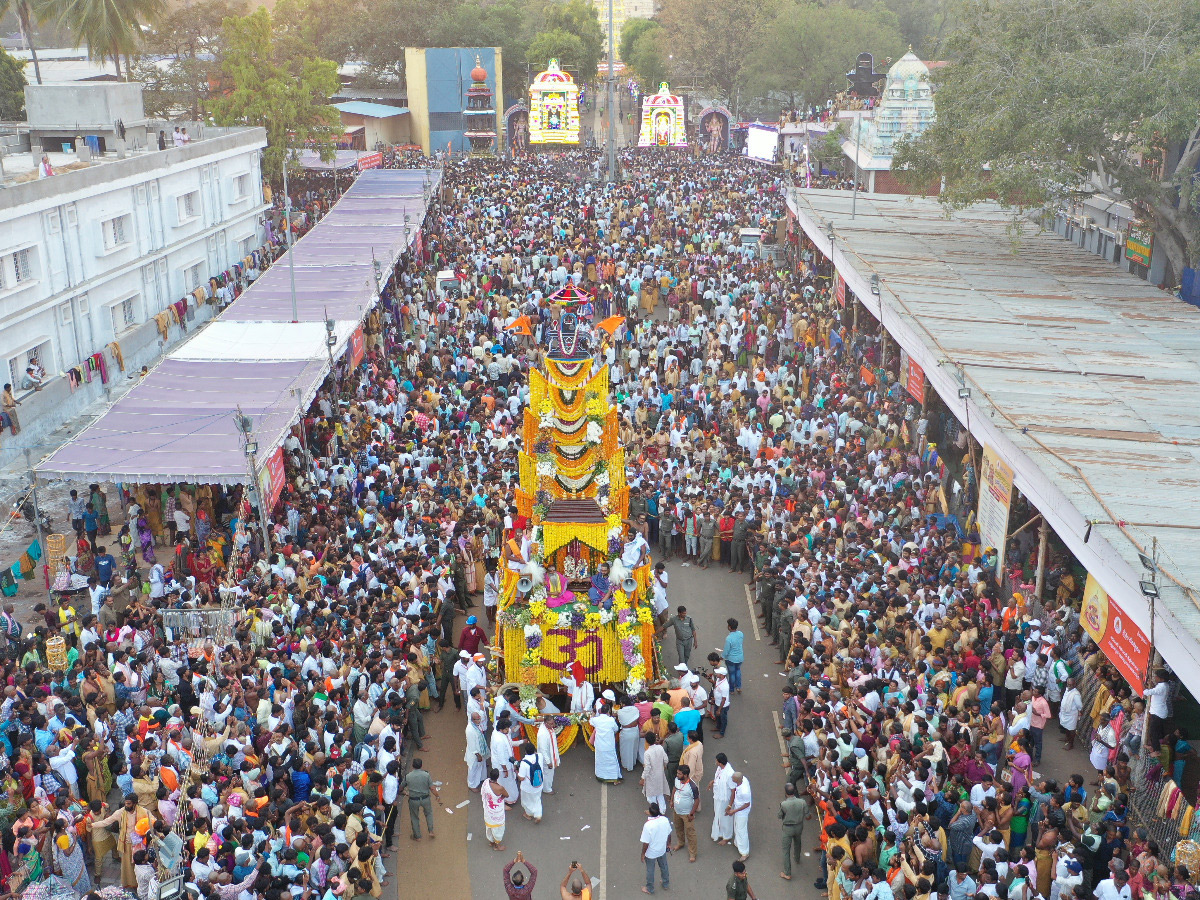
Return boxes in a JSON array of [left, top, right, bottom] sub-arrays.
[[460, 557, 799, 900]]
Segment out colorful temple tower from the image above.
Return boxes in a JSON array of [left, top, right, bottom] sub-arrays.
[[463, 56, 497, 154], [497, 286, 656, 737], [528, 58, 581, 144]]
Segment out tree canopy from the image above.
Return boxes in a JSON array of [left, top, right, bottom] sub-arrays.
[[0, 45, 26, 119], [741, 0, 904, 108], [208, 7, 340, 177], [891, 0, 1200, 283]]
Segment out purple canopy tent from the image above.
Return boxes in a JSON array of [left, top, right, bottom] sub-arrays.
[[37, 169, 441, 487], [37, 360, 327, 485], [224, 169, 439, 323]]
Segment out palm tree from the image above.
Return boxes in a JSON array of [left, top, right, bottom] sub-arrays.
[[0, 0, 55, 84], [53, 0, 164, 78]]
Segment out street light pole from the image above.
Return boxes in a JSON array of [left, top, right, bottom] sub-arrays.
[[282, 154, 299, 323], [851, 112, 861, 220], [22, 449, 45, 559], [606, 0, 616, 183]]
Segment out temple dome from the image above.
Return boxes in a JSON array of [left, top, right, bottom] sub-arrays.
[[887, 50, 929, 83], [471, 56, 488, 84]]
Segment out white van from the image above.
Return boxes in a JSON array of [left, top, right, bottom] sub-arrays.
[[436, 270, 461, 299]]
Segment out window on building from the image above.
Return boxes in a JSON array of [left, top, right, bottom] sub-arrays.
[[178, 191, 200, 222], [234, 174, 249, 199], [11, 248, 34, 284], [184, 261, 203, 291], [8, 340, 53, 387], [110, 295, 139, 334], [102, 214, 130, 250], [239, 235, 255, 257], [45, 211, 61, 234]]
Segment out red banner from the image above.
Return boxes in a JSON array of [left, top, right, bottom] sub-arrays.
[[357, 151, 383, 171], [258, 446, 286, 512], [350, 326, 365, 368], [1082, 574, 1150, 694], [906, 357, 925, 404], [835, 272, 847, 308], [412, 228, 425, 263]]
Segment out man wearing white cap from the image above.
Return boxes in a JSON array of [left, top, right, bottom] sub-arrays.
[[712, 668, 731, 738]]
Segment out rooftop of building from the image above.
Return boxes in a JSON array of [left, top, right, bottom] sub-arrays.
[[789, 188, 1200, 670], [0, 125, 267, 212]]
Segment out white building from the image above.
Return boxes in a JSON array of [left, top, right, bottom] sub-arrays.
[[0, 84, 268, 456], [840, 51, 937, 193]]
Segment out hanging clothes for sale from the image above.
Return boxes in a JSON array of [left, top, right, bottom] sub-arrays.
[[16, 553, 34, 580], [0, 569, 16, 598], [26, 540, 41, 562]]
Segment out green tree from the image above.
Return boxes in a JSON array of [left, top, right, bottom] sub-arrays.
[[625, 24, 667, 89], [0, 45, 26, 118], [526, 28, 586, 78], [431, 0, 536, 95], [879, 0, 952, 58], [892, 0, 1200, 284], [209, 7, 340, 177], [543, 0, 603, 80], [272, 0, 356, 65], [0, 0, 54, 83], [53, 0, 165, 77], [129, 0, 242, 118], [742, 0, 904, 108], [345, 0, 445, 86], [655, 0, 777, 101], [618, 16, 657, 63]]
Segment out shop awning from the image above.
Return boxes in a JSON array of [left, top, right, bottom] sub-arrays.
[[38, 359, 326, 485]]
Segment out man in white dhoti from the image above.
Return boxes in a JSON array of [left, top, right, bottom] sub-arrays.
[[465, 712, 488, 790], [490, 714, 519, 802], [517, 740, 545, 822], [710, 753, 734, 844], [536, 714, 560, 794], [641, 732, 670, 811], [728, 771, 752, 861], [590, 707, 622, 783], [481, 768, 509, 850], [617, 696, 642, 771]]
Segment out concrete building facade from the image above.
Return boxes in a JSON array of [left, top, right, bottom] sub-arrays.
[[0, 122, 268, 456]]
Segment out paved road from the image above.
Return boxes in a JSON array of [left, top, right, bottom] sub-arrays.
[[397, 558, 1092, 900], [458, 559, 795, 900]]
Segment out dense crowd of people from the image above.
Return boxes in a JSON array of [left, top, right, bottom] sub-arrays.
[[0, 145, 1179, 900]]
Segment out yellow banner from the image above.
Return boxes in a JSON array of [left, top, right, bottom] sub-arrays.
[[503, 620, 654, 684]]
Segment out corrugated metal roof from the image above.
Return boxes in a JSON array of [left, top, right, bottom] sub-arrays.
[[334, 101, 409, 119], [789, 189, 1200, 646]]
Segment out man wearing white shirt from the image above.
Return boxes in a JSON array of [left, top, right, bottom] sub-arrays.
[[1144, 671, 1171, 750], [640, 802, 673, 894], [727, 772, 752, 861], [712, 668, 731, 738], [1094, 870, 1132, 900]]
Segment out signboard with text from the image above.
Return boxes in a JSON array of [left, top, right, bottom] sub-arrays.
[[350, 326, 366, 368], [257, 446, 286, 512], [1081, 574, 1150, 695], [1126, 223, 1153, 266], [906, 356, 925, 404], [835, 272, 847, 308], [976, 444, 1014, 582], [357, 151, 383, 171]]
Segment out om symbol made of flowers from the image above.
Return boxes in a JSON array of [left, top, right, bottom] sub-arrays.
[[540, 628, 602, 675]]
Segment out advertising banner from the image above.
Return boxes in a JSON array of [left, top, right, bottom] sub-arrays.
[[1126, 223, 1153, 266], [356, 151, 383, 170], [257, 446, 286, 512], [836, 272, 847, 308], [906, 356, 925, 404], [350, 326, 366, 368], [976, 445, 1014, 581], [1081, 574, 1150, 694]]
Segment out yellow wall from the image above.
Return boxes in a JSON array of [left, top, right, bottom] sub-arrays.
[[403, 48, 431, 155]]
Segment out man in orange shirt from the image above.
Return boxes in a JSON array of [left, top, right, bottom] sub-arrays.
[[718, 512, 735, 567]]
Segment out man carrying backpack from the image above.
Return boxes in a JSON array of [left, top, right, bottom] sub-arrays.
[[517, 740, 545, 823]]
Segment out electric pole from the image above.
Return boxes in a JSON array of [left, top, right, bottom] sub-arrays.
[[606, 0, 617, 183]]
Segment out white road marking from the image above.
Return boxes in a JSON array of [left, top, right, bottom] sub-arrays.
[[771, 711, 788, 755], [599, 783, 609, 899], [744, 584, 761, 641]]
